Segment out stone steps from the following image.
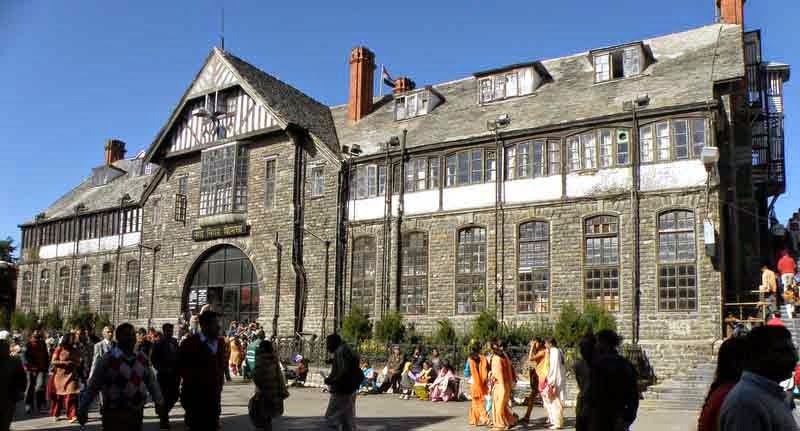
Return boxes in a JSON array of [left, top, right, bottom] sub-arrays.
[[642, 359, 715, 411]]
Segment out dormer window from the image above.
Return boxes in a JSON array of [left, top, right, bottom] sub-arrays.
[[478, 66, 537, 104], [592, 44, 644, 83], [395, 89, 440, 121]]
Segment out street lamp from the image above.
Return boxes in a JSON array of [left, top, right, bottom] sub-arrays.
[[487, 114, 511, 322]]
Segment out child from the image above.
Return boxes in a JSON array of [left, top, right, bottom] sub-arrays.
[[359, 359, 378, 394], [414, 361, 436, 400]]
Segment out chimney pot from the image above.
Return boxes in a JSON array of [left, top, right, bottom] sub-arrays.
[[104, 139, 126, 165], [347, 47, 376, 123], [717, 0, 745, 26], [393, 77, 416, 95]]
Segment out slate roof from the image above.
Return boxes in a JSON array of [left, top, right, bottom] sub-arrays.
[[331, 24, 745, 156], [220, 50, 341, 153], [22, 158, 156, 225]]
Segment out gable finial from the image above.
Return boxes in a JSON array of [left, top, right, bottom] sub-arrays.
[[219, 1, 225, 51]]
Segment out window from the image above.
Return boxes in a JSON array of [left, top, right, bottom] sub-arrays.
[[568, 137, 581, 171], [351, 237, 376, 313], [456, 227, 486, 314], [39, 269, 50, 314], [311, 166, 325, 197], [126, 260, 139, 319], [400, 232, 428, 314], [175, 175, 188, 222], [395, 91, 430, 120], [199, 144, 248, 216], [567, 129, 630, 171], [594, 46, 643, 82], [639, 119, 707, 163], [429, 158, 440, 189], [351, 164, 387, 200], [58, 267, 70, 316], [582, 132, 597, 169], [518, 221, 549, 313], [151, 199, 161, 228], [485, 151, 496, 182], [404, 158, 430, 193], [21, 272, 33, 312], [548, 139, 561, 175], [265, 159, 276, 209], [78, 266, 90, 310], [100, 263, 113, 316], [584, 215, 620, 312], [658, 210, 697, 311], [478, 67, 537, 104], [616, 130, 630, 165], [599, 130, 613, 168], [505, 140, 559, 180], [446, 149, 488, 187]]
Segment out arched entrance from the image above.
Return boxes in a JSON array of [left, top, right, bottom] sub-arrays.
[[185, 245, 259, 328]]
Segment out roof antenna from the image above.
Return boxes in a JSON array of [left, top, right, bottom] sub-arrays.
[[219, 1, 225, 51]]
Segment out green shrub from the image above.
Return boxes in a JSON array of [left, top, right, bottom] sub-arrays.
[[341, 306, 372, 343], [432, 318, 457, 345], [471, 310, 500, 344], [500, 320, 553, 346], [0, 308, 7, 329], [404, 323, 424, 345], [94, 313, 112, 331], [554, 303, 589, 349], [42, 309, 64, 331], [582, 303, 617, 333], [10, 310, 33, 331], [554, 302, 617, 349], [374, 312, 405, 344]]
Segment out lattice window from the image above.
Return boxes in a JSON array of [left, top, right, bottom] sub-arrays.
[[21, 272, 32, 312], [456, 227, 486, 314], [78, 265, 91, 310], [311, 166, 325, 197], [38, 269, 50, 315], [518, 221, 549, 313], [99, 263, 113, 316], [125, 260, 140, 319], [584, 215, 620, 312], [199, 144, 248, 216], [445, 150, 485, 187], [58, 267, 70, 316], [351, 237, 376, 313], [265, 159, 276, 209], [658, 210, 697, 311], [400, 232, 428, 314]]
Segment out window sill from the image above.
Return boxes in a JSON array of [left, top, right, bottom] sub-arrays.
[[478, 92, 536, 107], [569, 169, 599, 176], [592, 73, 647, 87], [197, 212, 247, 227]]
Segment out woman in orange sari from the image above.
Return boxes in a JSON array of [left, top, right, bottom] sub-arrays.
[[489, 339, 517, 431], [467, 346, 489, 426]]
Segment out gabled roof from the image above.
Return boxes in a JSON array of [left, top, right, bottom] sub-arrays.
[[331, 24, 745, 156], [22, 158, 157, 226], [145, 48, 339, 163]]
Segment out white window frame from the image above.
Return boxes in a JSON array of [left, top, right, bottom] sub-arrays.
[[395, 91, 430, 121], [310, 165, 325, 197], [594, 46, 643, 83], [478, 66, 537, 104]]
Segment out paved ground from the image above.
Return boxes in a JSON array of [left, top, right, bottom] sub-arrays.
[[12, 379, 700, 431]]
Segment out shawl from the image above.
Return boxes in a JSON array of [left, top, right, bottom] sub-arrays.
[[546, 347, 567, 399]]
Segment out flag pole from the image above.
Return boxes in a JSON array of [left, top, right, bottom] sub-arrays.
[[379, 63, 383, 98]]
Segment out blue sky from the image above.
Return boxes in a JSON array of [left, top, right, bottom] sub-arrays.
[[0, 0, 797, 251]]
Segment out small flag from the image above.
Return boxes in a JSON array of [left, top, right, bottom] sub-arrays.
[[382, 66, 395, 87]]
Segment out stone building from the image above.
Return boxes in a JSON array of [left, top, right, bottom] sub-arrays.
[[15, 0, 789, 378]]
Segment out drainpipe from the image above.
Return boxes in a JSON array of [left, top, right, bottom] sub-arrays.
[[381, 143, 391, 316], [290, 129, 308, 336], [333, 159, 351, 332], [493, 131, 502, 319], [630, 104, 642, 345], [273, 232, 283, 339], [395, 130, 407, 312], [112, 195, 129, 324], [146, 245, 160, 329], [69, 206, 81, 316]]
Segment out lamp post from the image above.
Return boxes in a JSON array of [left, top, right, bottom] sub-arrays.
[[486, 114, 511, 322], [334, 145, 362, 333], [272, 232, 283, 339], [304, 228, 331, 336], [139, 243, 161, 329]]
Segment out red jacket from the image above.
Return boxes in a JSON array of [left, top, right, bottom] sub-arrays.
[[178, 334, 226, 398], [23, 340, 49, 372], [778, 255, 796, 275]]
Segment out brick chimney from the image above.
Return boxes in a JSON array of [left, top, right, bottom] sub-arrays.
[[347, 47, 375, 123], [393, 77, 416, 95], [717, 0, 745, 26], [104, 139, 126, 165]]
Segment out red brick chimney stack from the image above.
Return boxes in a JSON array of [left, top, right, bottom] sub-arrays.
[[347, 47, 376, 123], [717, 0, 745, 26], [104, 139, 126, 165], [393, 77, 416, 95]]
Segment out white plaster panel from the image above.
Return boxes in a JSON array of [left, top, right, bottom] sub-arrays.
[[78, 239, 100, 254], [639, 160, 707, 192], [39, 245, 57, 260], [443, 183, 496, 211], [56, 243, 75, 257], [405, 190, 440, 215], [122, 232, 141, 247], [567, 168, 632, 198], [99, 235, 119, 250], [503, 176, 562, 204], [349, 197, 385, 222]]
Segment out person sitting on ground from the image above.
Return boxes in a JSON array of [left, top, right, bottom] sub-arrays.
[[429, 348, 442, 373], [413, 360, 436, 400], [378, 345, 405, 394], [398, 361, 415, 400], [698, 335, 748, 431], [430, 360, 456, 402], [767, 311, 786, 327], [359, 358, 378, 394], [295, 357, 309, 386], [719, 325, 799, 431]]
